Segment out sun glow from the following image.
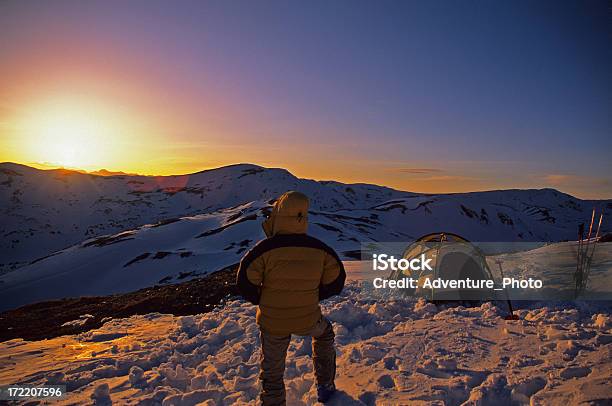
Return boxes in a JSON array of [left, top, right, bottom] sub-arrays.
[[38, 110, 103, 168], [18, 97, 127, 170]]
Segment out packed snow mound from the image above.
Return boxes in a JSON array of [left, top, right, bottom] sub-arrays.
[[1, 162, 610, 275], [0, 282, 609, 405]]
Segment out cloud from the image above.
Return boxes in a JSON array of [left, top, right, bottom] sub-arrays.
[[542, 174, 611, 198], [543, 174, 610, 187], [543, 174, 577, 186], [395, 168, 443, 174], [422, 175, 476, 182], [392, 167, 478, 183]]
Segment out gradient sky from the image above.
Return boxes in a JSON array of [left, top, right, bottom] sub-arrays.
[[0, 0, 610, 198]]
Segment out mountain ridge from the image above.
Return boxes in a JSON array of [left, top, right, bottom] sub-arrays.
[[1, 161, 610, 310], [0, 161, 596, 198]]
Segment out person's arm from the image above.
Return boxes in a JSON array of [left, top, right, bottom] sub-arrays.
[[236, 250, 265, 305], [319, 251, 346, 300]]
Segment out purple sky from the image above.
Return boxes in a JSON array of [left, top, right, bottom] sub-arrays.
[[0, 0, 610, 198]]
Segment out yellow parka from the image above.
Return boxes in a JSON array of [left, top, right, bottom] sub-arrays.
[[236, 191, 345, 336]]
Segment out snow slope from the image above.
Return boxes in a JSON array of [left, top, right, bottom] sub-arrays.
[[2, 162, 610, 275], [1, 162, 610, 311], [0, 281, 610, 405], [0, 162, 411, 272]]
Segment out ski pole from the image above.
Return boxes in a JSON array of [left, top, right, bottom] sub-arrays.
[[583, 209, 596, 265], [579, 209, 596, 292], [575, 222, 584, 295], [583, 212, 604, 288]]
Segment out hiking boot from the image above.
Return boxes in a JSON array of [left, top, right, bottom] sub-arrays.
[[316, 383, 336, 403]]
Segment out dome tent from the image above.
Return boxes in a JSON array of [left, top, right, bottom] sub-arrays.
[[389, 232, 497, 302]]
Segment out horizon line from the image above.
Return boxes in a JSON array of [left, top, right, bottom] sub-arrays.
[[1, 160, 609, 201]]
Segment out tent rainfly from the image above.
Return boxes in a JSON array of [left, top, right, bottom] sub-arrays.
[[388, 232, 496, 302]]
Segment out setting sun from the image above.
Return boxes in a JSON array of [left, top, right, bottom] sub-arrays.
[[37, 110, 101, 168], [16, 97, 127, 170]]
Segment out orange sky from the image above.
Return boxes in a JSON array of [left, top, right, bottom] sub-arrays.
[[1, 1, 610, 199], [1, 83, 609, 198]]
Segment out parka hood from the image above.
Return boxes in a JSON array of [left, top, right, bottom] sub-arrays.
[[262, 191, 309, 236]]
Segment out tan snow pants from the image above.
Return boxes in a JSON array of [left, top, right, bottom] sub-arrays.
[[259, 316, 336, 406]]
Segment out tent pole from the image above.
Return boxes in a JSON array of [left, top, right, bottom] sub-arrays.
[[496, 260, 518, 320]]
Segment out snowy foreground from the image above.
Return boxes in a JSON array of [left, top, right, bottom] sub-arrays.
[[0, 282, 610, 405]]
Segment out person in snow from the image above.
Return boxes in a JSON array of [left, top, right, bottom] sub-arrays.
[[236, 191, 346, 405]]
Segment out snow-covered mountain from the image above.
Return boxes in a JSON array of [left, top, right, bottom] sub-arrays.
[[0, 162, 409, 273], [0, 162, 610, 310]]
